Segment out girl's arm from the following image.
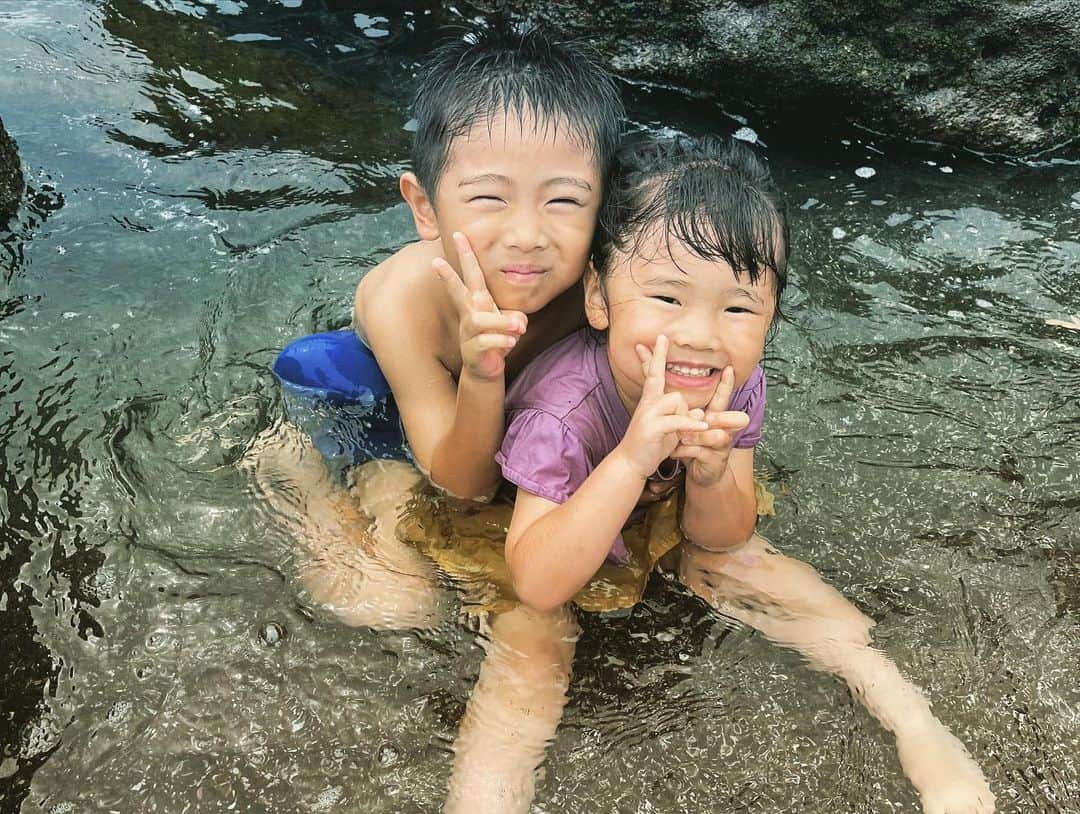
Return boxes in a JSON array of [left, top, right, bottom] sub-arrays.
[[505, 335, 707, 612], [670, 365, 760, 550], [504, 452, 647, 612], [680, 446, 758, 550]]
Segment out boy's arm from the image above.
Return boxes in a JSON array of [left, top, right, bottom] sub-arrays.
[[362, 234, 524, 501], [366, 305, 506, 500], [680, 446, 758, 550]]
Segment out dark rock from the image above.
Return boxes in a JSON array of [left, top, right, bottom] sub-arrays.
[[501, 0, 1079, 155], [0, 115, 24, 223]]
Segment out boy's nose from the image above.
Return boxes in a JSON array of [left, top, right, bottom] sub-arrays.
[[503, 209, 548, 251]]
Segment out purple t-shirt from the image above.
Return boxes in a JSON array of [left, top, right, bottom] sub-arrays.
[[495, 329, 767, 564]]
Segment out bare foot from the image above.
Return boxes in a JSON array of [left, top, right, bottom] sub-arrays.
[[896, 724, 995, 814]]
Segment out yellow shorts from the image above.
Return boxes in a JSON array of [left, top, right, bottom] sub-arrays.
[[396, 477, 776, 616]]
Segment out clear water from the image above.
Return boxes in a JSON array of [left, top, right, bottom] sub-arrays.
[[1, 2, 1078, 812]]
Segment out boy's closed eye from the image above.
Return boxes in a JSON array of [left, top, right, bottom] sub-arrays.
[[651, 294, 681, 305], [548, 197, 585, 207]]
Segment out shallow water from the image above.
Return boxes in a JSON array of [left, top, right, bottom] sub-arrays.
[[1, 2, 1078, 812]]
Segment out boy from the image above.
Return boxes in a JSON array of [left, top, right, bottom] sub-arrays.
[[352, 26, 624, 500], [257, 25, 623, 629]]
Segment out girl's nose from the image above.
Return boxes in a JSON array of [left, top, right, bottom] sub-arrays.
[[668, 313, 720, 351]]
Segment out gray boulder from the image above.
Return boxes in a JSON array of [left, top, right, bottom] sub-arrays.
[[0, 115, 23, 223], [506, 0, 1079, 155]]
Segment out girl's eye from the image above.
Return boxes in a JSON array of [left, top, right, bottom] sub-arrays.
[[725, 306, 753, 314], [469, 195, 502, 203], [652, 295, 680, 305], [548, 198, 583, 206]]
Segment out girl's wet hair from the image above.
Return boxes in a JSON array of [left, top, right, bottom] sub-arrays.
[[411, 25, 624, 195], [594, 136, 790, 315]]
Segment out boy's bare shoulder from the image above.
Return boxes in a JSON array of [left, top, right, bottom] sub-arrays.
[[355, 240, 453, 359]]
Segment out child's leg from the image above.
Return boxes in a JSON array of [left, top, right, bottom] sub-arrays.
[[445, 604, 579, 814], [246, 422, 445, 630], [677, 535, 995, 814]]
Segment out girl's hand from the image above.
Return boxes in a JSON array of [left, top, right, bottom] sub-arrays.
[[671, 366, 750, 488], [432, 232, 527, 382], [616, 335, 709, 480]]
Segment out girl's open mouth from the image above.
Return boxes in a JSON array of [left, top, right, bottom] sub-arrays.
[[665, 363, 718, 387]]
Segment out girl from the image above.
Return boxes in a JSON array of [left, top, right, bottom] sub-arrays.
[[448, 136, 996, 814]]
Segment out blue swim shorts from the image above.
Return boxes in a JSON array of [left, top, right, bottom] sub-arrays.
[[272, 330, 410, 465]]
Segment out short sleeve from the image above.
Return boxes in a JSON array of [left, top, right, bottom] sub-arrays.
[[496, 409, 596, 504], [728, 367, 767, 449]]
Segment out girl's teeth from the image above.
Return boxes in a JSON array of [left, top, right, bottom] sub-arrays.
[[667, 364, 713, 378]]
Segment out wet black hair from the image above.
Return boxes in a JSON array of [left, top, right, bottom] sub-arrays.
[[594, 135, 790, 318], [411, 25, 624, 196]]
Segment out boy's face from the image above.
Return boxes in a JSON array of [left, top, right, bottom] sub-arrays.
[[586, 231, 776, 414], [431, 114, 601, 315]]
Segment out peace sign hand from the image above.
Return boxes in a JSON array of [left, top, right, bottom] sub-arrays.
[[670, 365, 750, 487], [432, 232, 528, 382], [615, 335, 709, 480]]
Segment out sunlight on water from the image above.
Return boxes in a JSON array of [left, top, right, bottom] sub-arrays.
[[1, 1, 1078, 812]]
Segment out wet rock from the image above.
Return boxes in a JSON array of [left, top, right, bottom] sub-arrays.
[[0, 115, 24, 223], [497, 0, 1079, 155]]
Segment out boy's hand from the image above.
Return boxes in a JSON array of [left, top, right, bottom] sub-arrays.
[[432, 232, 528, 382], [671, 366, 750, 488], [616, 335, 709, 480]]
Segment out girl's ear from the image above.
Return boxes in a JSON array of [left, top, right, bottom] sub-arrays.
[[583, 264, 609, 330], [400, 172, 440, 241]]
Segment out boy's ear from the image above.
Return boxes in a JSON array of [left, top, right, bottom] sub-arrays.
[[400, 172, 440, 241], [583, 264, 609, 330]]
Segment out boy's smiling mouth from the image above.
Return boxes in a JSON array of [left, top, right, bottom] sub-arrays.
[[501, 264, 546, 283]]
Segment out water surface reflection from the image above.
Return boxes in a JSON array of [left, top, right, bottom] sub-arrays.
[[1, 1, 1077, 812]]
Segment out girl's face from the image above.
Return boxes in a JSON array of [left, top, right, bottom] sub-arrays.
[[585, 230, 776, 414]]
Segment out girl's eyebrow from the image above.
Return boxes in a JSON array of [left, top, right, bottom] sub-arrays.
[[731, 287, 765, 304], [642, 273, 687, 287]]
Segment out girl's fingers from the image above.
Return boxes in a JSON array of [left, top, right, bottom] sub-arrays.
[[650, 414, 709, 437], [653, 391, 690, 416], [703, 410, 750, 430], [668, 444, 705, 461], [708, 365, 736, 412], [642, 335, 669, 401], [677, 428, 732, 449], [635, 343, 652, 379]]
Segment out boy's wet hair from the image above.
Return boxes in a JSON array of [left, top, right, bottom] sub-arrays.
[[595, 136, 790, 316], [411, 25, 624, 195]]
